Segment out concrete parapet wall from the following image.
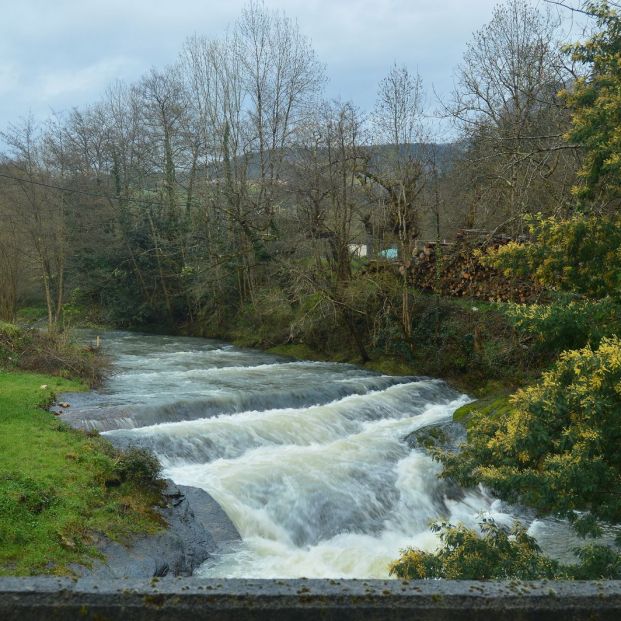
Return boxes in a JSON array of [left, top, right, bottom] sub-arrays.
[[1, 578, 621, 620]]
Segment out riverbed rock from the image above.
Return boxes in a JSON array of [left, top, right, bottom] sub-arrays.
[[74, 480, 239, 579], [178, 485, 241, 548], [404, 420, 465, 453], [404, 421, 467, 506]]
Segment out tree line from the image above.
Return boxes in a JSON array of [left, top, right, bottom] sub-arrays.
[[0, 0, 612, 359]]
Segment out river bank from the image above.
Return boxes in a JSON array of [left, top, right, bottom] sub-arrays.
[[0, 371, 164, 576], [0, 368, 242, 578], [0, 321, 228, 577], [72, 480, 240, 579], [172, 290, 538, 402]]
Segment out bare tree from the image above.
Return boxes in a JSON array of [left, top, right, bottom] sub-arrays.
[[448, 0, 578, 231], [1, 117, 69, 331], [178, 4, 325, 311], [236, 0, 324, 219], [365, 64, 427, 340], [287, 100, 371, 360], [179, 32, 260, 310], [0, 173, 25, 321]]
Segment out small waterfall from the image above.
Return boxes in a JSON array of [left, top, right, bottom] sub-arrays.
[[61, 330, 577, 578]]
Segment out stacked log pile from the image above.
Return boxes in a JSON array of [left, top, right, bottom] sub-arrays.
[[408, 231, 542, 303]]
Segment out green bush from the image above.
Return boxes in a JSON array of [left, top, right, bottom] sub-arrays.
[[500, 296, 621, 353], [389, 519, 621, 580], [439, 336, 621, 536], [114, 448, 162, 490], [0, 323, 106, 386], [571, 544, 621, 579], [0, 321, 22, 339], [291, 292, 339, 353], [15, 306, 48, 324], [389, 519, 559, 580], [483, 214, 621, 298], [233, 288, 295, 347], [402, 296, 529, 386]]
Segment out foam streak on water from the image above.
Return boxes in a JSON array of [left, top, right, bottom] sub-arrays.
[[63, 330, 575, 578]]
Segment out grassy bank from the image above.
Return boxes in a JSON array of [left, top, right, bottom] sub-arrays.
[[0, 371, 163, 576], [267, 342, 428, 379]]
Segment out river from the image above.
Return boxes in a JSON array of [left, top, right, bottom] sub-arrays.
[[60, 331, 578, 578]]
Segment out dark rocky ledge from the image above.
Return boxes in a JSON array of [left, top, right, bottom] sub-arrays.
[[404, 419, 466, 453], [75, 480, 240, 579], [1, 577, 620, 620], [54, 397, 240, 579]]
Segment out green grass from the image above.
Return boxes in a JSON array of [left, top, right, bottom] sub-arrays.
[[0, 371, 163, 576]]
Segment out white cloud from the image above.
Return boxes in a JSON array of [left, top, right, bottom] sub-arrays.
[[0, 62, 20, 96], [38, 56, 140, 100], [0, 0, 581, 131]]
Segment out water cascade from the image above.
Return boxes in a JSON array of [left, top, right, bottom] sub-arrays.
[[61, 331, 575, 578]]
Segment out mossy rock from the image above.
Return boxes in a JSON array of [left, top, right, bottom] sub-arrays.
[[266, 343, 328, 361], [406, 425, 449, 450], [365, 356, 416, 376], [453, 394, 512, 428]]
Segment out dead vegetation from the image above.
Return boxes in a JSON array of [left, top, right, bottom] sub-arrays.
[[0, 322, 107, 387]]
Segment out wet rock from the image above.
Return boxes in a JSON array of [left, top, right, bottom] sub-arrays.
[[404, 420, 465, 453], [178, 485, 240, 548], [75, 480, 239, 579], [405, 421, 467, 505]]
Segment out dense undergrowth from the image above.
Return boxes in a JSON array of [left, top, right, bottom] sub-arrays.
[[210, 279, 543, 395], [0, 320, 107, 387], [441, 337, 621, 536], [390, 215, 621, 579]]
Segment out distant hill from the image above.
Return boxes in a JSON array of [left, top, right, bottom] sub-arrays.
[[228, 142, 461, 180], [365, 142, 460, 174]]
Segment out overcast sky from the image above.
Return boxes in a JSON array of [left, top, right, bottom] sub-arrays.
[[0, 0, 581, 140]]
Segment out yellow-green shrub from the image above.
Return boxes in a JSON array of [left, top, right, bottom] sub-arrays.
[[440, 336, 621, 537], [500, 297, 621, 353], [389, 519, 621, 580], [482, 214, 621, 298]]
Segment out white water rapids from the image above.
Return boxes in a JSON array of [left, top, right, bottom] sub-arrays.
[[61, 331, 578, 578]]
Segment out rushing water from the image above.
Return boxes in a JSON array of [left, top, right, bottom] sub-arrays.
[[61, 331, 580, 578]]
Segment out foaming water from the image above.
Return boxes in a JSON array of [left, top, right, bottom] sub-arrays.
[[62, 330, 577, 578]]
